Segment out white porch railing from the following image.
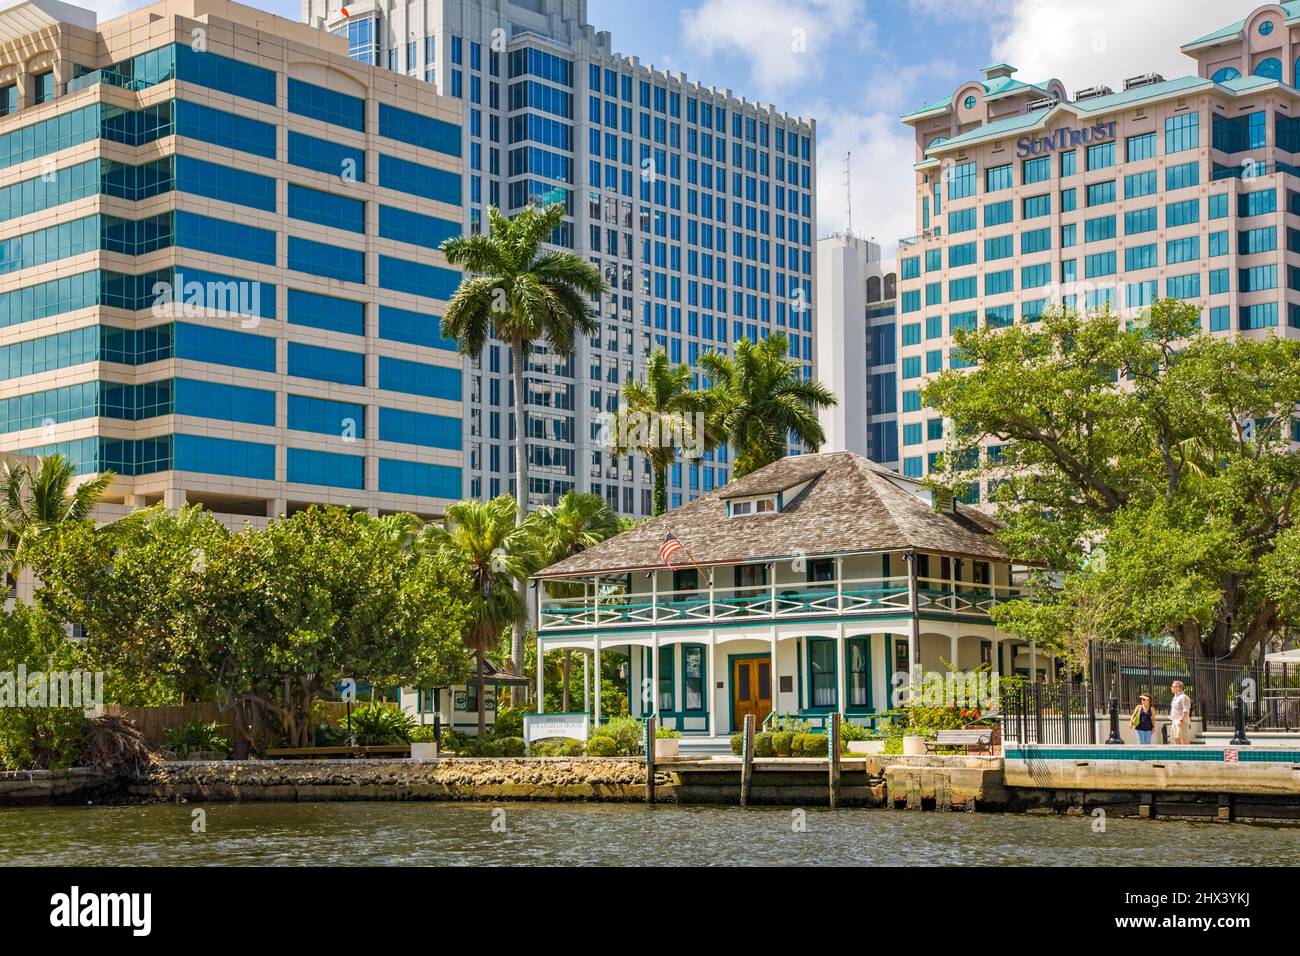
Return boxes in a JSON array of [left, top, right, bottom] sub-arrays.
[[537, 576, 1024, 631]]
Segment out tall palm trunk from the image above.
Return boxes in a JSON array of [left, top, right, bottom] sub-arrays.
[[511, 338, 529, 705], [476, 648, 488, 739], [653, 463, 668, 516]]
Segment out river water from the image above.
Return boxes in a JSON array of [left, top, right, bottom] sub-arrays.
[[3, 803, 1300, 866]]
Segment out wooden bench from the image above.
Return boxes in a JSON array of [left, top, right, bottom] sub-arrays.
[[924, 729, 994, 755], [264, 745, 412, 760]]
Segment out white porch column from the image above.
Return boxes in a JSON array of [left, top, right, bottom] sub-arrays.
[[836, 623, 847, 716], [991, 636, 1001, 675], [707, 630, 717, 737], [770, 627, 778, 718], [906, 551, 920, 681], [950, 632, 960, 670], [583, 652, 590, 714], [536, 635, 545, 713], [652, 633, 661, 718], [594, 634, 602, 722], [1029, 641, 1038, 681]]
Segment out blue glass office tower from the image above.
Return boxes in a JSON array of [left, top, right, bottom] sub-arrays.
[[0, 0, 465, 534], [303, 0, 818, 516]]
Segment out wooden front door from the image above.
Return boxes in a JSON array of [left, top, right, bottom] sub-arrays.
[[732, 656, 773, 731]]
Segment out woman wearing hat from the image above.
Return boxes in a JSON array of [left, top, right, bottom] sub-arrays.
[[1130, 693, 1155, 745]]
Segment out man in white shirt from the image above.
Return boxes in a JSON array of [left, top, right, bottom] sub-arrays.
[[1169, 680, 1192, 744]]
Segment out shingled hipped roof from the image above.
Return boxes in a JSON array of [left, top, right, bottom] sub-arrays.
[[535, 452, 1010, 578]]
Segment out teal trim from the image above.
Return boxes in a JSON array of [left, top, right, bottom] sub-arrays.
[[803, 637, 839, 712], [678, 642, 708, 714], [541, 610, 919, 639], [795, 637, 803, 709], [1006, 746, 1300, 763], [846, 635, 872, 712]]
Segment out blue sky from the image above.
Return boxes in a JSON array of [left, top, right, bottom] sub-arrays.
[[67, 0, 1249, 256]]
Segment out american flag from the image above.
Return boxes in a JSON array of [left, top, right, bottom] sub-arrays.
[[659, 532, 685, 566]]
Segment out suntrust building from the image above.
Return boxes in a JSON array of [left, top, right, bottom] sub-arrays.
[[896, 2, 1300, 493]]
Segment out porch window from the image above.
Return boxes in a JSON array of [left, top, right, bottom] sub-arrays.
[[658, 644, 674, 711], [807, 558, 834, 583], [847, 638, 871, 709], [419, 689, 437, 713], [735, 563, 767, 598], [809, 638, 836, 708], [683, 645, 705, 711], [464, 681, 479, 714]]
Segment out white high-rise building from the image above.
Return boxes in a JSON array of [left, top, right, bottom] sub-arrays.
[[301, 0, 818, 516]]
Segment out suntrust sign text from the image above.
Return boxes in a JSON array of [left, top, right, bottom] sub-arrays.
[[1017, 121, 1117, 158]]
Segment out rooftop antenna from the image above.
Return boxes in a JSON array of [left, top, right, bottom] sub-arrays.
[[843, 152, 854, 237]]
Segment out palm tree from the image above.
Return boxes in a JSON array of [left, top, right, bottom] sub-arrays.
[[422, 496, 534, 737], [525, 492, 622, 709], [699, 333, 838, 479], [1, 455, 115, 578], [441, 203, 608, 693], [613, 350, 721, 516]]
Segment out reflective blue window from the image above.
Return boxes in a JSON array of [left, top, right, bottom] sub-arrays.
[[287, 183, 365, 233], [287, 341, 365, 386], [379, 407, 460, 449], [288, 130, 365, 181], [378, 102, 461, 156], [378, 255, 460, 301], [174, 101, 276, 158], [377, 305, 456, 350], [378, 153, 460, 204], [175, 211, 276, 264], [174, 156, 276, 211], [175, 322, 276, 372], [378, 356, 460, 400], [378, 458, 461, 498], [174, 378, 275, 426], [377, 206, 460, 249], [287, 447, 365, 489], [287, 236, 365, 284], [287, 77, 365, 131], [174, 434, 274, 479], [287, 289, 365, 335], [287, 395, 365, 437], [175, 45, 276, 105]]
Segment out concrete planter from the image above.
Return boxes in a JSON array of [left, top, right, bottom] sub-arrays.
[[903, 735, 928, 756], [847, 740, 886, 755], [654, 738, 680, 759], [410, 742, 439, 762]]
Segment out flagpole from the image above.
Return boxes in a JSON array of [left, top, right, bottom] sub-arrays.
[[661, 525, 713, 586]]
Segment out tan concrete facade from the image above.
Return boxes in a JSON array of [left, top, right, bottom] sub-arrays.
[[0, 0, 466, 530]]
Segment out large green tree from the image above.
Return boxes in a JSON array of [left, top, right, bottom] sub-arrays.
[[525, 491, 624, 709], [923, 299, 1300, 689], [30, 506, 470, 749], [1, 455, 114, 578], [441, 204, 608, 693], [699, 332, 837, 478], [612, 349, 720, 515], [422, 496, 535, 736]]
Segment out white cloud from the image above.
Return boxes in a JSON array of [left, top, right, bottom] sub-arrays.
[[989, 0, 1234, 93], [679, 0, 868, 98]]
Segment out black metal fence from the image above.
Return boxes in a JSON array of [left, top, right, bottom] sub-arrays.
[[1086, 641, 1300, 731], [999, 641, 1300, 742]]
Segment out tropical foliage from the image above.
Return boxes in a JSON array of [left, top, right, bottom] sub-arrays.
[[922, 298, 1300, 685], [441, 203, 608, 690], [699, 332, 837, 478], [0, 454, 114, 576]]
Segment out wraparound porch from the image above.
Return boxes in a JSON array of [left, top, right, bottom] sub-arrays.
[[535, 620, 1060, 736]]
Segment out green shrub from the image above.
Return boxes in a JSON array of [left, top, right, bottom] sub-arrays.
[[0, 709, 86, 771], [409, 725, 438, 744], [839, 721, 872, 743], [533, 737, 584, 757], [793, 733, 828, 757], [592, 715, 644, 755], [346, 703, 417, 746], [771, 731, 795, 757], [754, 732, 774, 757], [655, 725, 681, 739], [768, 714, 812, 734], [730, 733, 744, 755], [585, 736, 618, 756], [496, 736, 526, 757], [492, 706, 524, 740], [161, 720, 229, 758], [441, 728, 469, 753]]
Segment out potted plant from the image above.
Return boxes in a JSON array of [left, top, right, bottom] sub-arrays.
[[409, 725, 439, 761], [654, 725, 682, 758], [840, 720, 886, 754]]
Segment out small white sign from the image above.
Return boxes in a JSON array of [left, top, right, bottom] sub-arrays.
[[523, 713, 590, 743]]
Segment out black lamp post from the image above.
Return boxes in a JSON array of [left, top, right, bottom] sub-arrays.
[[1105, 673, 1123, 745], [1229, 696, 1251, 746]]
